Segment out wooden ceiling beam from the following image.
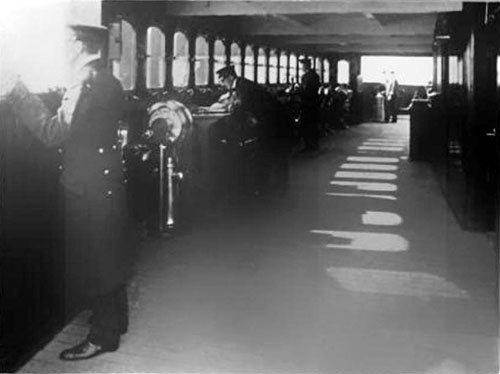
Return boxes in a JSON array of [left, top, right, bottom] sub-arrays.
[[252, 34, 433, 45], [215, 14, 438, 36], [164, 1, 462, 16], [305, 44, 433, 54]]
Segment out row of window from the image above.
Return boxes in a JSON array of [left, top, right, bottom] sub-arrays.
[[111, 20, 332, 90]]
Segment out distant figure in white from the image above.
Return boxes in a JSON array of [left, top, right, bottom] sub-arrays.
[[374, 84, 385, 123], [384, 71, 399, 123]]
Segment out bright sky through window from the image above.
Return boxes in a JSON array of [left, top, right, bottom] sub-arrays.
[[0, 0, 101, 92], [361, 56, 433, 86]]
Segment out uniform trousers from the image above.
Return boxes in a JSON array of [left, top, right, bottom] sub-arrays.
[[88, 284, 128, 349], [301, 108, 320, 151], [385, 97, 398, 122], [256, 147, 290, 195]]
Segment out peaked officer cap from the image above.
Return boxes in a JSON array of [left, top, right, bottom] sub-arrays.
[[68, 24, 108, 46], [299, 58, 312, 66], [216, 65, 237, 79]]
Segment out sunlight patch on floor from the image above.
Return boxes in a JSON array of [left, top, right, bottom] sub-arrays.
[[329, 181, 398, 192], [326, 267, 470, 299], [325, 193, 396, 200], [358, 146, 405, 152], [335, 171, 397, 180], [311, 230, 408, 252], [367, 138, 408, 142], [341, 163, 398, 171], [347, 156, 400, 163], [363, 142, 406, 146], [362, 211, 402, 226]]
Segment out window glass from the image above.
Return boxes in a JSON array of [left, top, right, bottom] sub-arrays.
[[360, 56, 433, 86], [230, 42, 242, 76], [244, 45, 255, 81], [315, 57, 321, 72], [112, 20, 137, 90], [298, 54, 306, 77], [337, 59, 349, 85], [458, 57, 463, 85], [172, 31, 189, 87], [146, 27, 165, 89], [449, 55, 459, 85], [257, 48, 266, 84], [195, 36, 209, 86], [213, 39, 226, 82], [315, 57, 322, 81], [279, 52, 288, 84], [269, 49, 278, 84], [323, 59, 330, 84], [289, 53, 298, 84]]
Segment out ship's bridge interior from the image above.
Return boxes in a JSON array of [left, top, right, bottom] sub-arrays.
[[1, 1, 500, 373], [160, 0, 459, 56]]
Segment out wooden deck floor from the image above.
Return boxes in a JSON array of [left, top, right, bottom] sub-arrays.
[[20, 118, 498, 374]]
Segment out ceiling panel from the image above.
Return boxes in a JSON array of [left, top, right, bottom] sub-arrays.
[[165, 1, 465, 56]]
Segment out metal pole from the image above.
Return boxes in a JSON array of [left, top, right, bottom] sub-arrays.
[[167, 156, 175, 227], [159, 144, 166, 232]]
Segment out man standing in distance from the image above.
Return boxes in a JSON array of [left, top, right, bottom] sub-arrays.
[[298, 58, 321, 154], [385, 70, 399, 123]]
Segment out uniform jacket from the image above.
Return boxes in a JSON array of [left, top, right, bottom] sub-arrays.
[[299, 69, 321, 126], [234, 77, 277, 124], [299, 69, 321, 109], [385, 77, 399, 101], [8, 58, 135, 303], [233, 77, 289, 149]]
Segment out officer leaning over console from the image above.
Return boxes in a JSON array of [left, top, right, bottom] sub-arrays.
[[2, 24, 136, 360], [212, 65, 291, 195]]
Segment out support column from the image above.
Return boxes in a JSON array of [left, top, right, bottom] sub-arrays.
[[134, 22, 147, 96], [188, 33, 195, 88], [329, 54, 340, 86], [164, 23, 174, 90], [265, 47, 270, 85], [208, 37, 215, 87]]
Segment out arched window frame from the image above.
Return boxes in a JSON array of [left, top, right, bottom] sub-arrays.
[[172, 30, 190, 88], [230, 41, 242, 77], [110, 18, 137, 91], [298, 54, 306, 81], [315, 57, 321, 71], [457, 56, 463, 85], [449, 55, 459, 85], [289, 53, 298, 84], [194, 34, 209, 86], [269, 48, 278, 84], [279, 51, 288, 84], [315, 57, 322, 81], [244, 44, 255, 81], [257, 47, 267, 84], [145, 25, 166, 89], [323, 58, 330, 84], [337, 59, 350, 85], [213, 38, 227, 82]]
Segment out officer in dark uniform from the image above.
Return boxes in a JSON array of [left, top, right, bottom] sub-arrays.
[[5, 24, 135, 360], [298, 58, 321, 153], [215, 65, 291, 195]]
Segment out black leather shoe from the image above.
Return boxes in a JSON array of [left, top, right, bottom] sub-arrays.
[[59, 340, 118, 361]]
